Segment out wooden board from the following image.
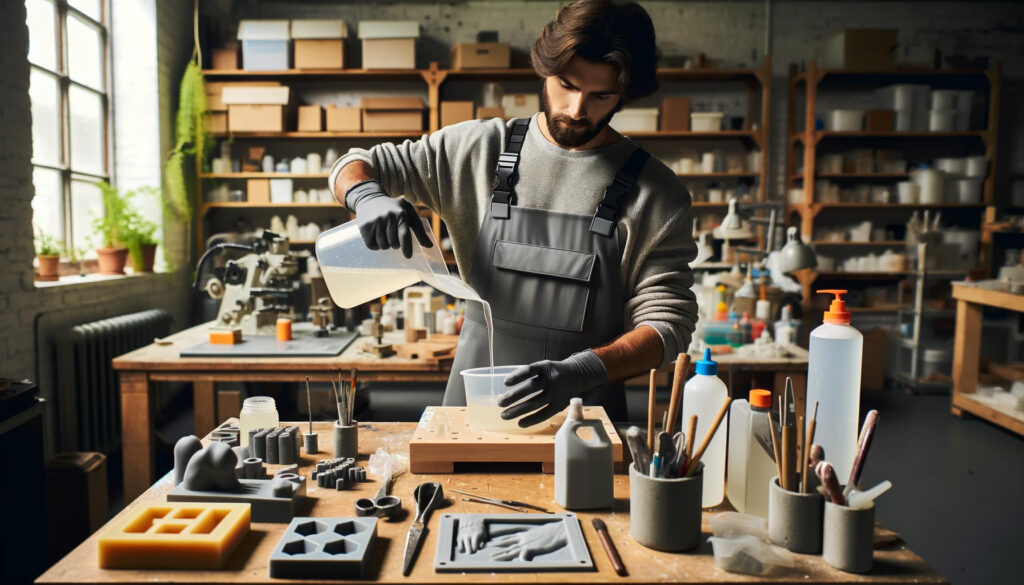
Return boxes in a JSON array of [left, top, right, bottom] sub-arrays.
[[409, 406, 623, 474]]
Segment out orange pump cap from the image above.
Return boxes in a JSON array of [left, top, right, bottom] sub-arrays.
[[749, 389, 772, 408], [817, 289, 850, 324]]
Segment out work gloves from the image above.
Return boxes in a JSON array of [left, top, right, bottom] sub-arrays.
[[498, 350, 608, 428], [345, 179, 432, 259]]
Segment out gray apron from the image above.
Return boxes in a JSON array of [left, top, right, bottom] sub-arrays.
[[442, 118, 650, 422]]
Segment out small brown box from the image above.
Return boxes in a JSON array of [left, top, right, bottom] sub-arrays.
[[228, 104, 285, 132], [361, 97, 424, 132], [476, 106, 505, 120], [820, 29, 898, 70], [452, 42, 511, 70], [247, 179, 270, 204], [205, 80, 281, 111], [865, 109, 895, 132], [204, 111, 228, 134], [361, 38, 416, 70], [212, 47, 239, 70], [294, 39, 346, 69], [297, 105, 324, 131], [326, 106, 362, 132], [441, 101, 475, 128], [661, 97, 691, 131]]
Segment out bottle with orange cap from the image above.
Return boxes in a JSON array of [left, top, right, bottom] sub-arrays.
[[805, 289, 863, 482], [727, 388, 776, 519]]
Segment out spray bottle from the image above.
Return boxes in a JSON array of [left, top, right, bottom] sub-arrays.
[[682, 348, 729, 507], [806, 290, 863, 481], [555, 398, 613, 509]]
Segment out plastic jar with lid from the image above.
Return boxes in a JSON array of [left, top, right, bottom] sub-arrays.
[[239, 396, 279, 447]]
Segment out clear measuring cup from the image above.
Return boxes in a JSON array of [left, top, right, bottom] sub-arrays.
[[315, 217, 480, 308]]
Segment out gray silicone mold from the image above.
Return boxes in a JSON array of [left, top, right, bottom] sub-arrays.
[[433, 513, 593, 572], [168, 475, 307, 523], [268, 517, 378, 579]]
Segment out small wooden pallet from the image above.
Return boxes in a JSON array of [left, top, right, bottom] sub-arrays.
[[409, 406, 623, 474]]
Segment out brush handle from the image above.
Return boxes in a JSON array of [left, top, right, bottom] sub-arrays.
[[844, 410, 879, 498], [646, 369, 657, 452], [816, 461, 845, 505], [665, 354, 690, 435], [684, 414, 698, 463]]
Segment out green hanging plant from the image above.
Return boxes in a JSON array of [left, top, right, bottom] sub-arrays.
[[163, 59, 207, 221]]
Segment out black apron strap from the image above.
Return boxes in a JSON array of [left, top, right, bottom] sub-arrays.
[[590, 147, 651, 236], [490, 118, 531, 219]]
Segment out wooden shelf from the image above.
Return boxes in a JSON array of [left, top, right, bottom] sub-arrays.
[[794, 203, 987, 210], [628, 130, 757, 139], [793, 68, 992, 85], [677, 172, 760, 179], [791, 172, 909, 181], [209, 131, 423, 139], [812, 240, 907, 246], [814, 270, 965, 279], [692, 202, 730, 208], [794, 130, 987, 143], [203, 66, 767, 83], [200, 173, 330, 179], [203, 68, 427, 80]]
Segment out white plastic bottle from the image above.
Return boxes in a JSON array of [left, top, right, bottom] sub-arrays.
[[238, 396, 279, 447], [805, 289, 863, 481], [555, 398, 613, 509], [682, 348, 728, 507], [726, 389, 776, 518]]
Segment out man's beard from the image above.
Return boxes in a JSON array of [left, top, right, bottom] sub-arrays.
[[541, 85, 617, 148]]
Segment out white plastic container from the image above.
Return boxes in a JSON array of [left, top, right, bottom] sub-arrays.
[[237, 20, 291, 71], [930, 89, 957, 110], [827, 109, 863, 132], [929, 109, 955, 132], [461, 366, 566, 433], [934, 157, 966, 177], [965, 156, 989, 178], [691, 112, 724, 132], [922, 348, 952, 377], [682, 348, 728, 507], [805, 290, 863, 482], [957, 179, 983, 204], [910, 166, 945, 204], [239, 396, 279, 447], [610, 107, 658, 132], [555, 398, 613, 509], [726, 389, 776, 519]]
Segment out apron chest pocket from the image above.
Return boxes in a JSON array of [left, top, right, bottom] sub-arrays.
[[489, 240, 597, 332]]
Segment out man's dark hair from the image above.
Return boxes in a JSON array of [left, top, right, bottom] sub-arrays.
[[530, 0, 660, 103]]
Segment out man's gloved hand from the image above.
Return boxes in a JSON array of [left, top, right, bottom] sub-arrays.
[[497, 350, 607, 428], [345, 179, 432, 259]]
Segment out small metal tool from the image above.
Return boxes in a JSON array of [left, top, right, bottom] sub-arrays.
[[460, 496, 527, 513], [354, 471, 402, 520], [402, 482, 445, 576], [450, 488, 550, 513]]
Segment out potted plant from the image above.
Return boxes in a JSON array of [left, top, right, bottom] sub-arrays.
[[92, 181, 131, 274], [123, 210, 160, 273], [34, 228, 62, 281]]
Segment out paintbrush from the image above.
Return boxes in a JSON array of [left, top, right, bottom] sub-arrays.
[[684, 396, 732, 477], [625, 425, 651, 472], [655, 431, 674, 478], [781, 378, 796, 490], [349, 368, 358, 424], [330, 375, 344, 423], [803, 402, 819, 493], [767, 404, 783, 484], [647, 369, 657, 452], [809, 444, 825, 466], [844, 410, 879, 498], [665, 353, 691, 435], [815, 461, 845, 505]]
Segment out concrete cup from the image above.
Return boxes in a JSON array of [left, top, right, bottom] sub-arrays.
[[823, 500, 875, 573], [768, 476, 824, 553], [629, 463, 703, 552], [333, 421, 358, 460]]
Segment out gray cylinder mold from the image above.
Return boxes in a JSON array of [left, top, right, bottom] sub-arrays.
[[303, 432, 318, 455], [333, 422, 358, 460], [629, 463, 703, 552], [823, 501, 875, 573], [252, 429, 270, 460], [768, 476, 824, 553], [278, 428, 296, 465], [266, 428, 281, 464], [243, 457, 263, 480], [173, 435, 203, 486]]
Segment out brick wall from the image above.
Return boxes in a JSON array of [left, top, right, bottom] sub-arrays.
[[0, 1, 195, 386]]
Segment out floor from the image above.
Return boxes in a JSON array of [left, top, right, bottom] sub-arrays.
[[111, 383, 1023, 585]]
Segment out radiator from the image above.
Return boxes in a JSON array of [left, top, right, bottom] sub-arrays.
[[53, 309, 172, 454]]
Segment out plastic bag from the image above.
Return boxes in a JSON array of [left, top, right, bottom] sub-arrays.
[[708, 512, 769, 541], [709, 535, 794, 576]]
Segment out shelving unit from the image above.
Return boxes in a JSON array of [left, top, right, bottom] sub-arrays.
[[786, 61, 1001, 308]]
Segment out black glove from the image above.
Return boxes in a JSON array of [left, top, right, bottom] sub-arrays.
[[497, 350, 608, 428], [345, 179, 432, 259]]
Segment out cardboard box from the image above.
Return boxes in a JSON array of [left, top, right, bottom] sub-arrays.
[[441, 101, 475, 128], [238, 20, 291, 71], [247, 179, 270, 204], [221, 85, 290, 105], [358, 21, 418, 70], [297, 105, 324, 131], [204, 81, 281, 111], [361, 97, 424, 132], [610, 108, 658, 132], [294, 40, 345, 69], [501, 94, 539, 118], [452, 42, 510, 70], [291, 18, 347, 39], [228, 104, 285, 132], [212, 47, 239, 70], [476, 106, 504, 119], [661, 97, 691, 131], [204, 111, 228, 133], [326, 106, 361, 132], [865, 109, 895, 132], [820, 29, 897, 70]]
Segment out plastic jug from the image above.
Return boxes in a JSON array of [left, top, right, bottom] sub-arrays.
[[682, 348, 729, 507], [315, 217, 479, 307], [805, 290, 863, 481], [727, 389, 775, 519], [555, 398, 613, 509]]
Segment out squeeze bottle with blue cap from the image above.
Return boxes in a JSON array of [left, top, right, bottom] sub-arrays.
[[682, 348, 728, 507], [806, 289, 863, 481]]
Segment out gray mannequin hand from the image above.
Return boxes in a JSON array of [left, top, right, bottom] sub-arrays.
[[498, 350, 607, 427], [489, 522, 567, 561], [345, 179, 432, 259], [457, 518, 488, 554]]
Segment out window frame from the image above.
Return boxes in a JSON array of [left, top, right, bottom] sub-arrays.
[[27, 0, 112, 256]]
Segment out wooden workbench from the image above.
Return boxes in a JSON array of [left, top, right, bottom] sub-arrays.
[[951, 282, 1024, 436], [38, 421, 946, 585]]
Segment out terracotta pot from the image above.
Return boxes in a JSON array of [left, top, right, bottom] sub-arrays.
[[129, 243, 158, 273], [96, 247, 129, 275], [37, 255, 60, 281]]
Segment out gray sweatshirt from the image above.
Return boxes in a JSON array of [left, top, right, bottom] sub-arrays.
[[329, 114, 697, 367]]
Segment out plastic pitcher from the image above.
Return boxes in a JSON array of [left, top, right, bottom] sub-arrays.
[[315, 217, 480, 308], [461, 366, 566, 433]]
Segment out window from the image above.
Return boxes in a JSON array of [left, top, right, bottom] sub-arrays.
[[26, 0, 109, 257]]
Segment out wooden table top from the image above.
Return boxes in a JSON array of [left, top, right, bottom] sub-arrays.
[[38, 422, 946, 585]]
